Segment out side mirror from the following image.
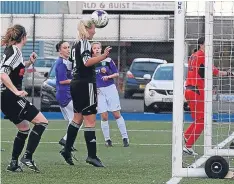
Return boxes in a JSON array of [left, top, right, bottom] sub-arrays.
[[44, 72, 49, 78], [143, 74, 151, 80]]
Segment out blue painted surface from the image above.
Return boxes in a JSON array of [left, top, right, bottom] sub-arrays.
[[1, 1, 41, 14], [1, 112, 234, 122]]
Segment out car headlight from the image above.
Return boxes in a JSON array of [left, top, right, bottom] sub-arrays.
[[149, 90, 156, 97]]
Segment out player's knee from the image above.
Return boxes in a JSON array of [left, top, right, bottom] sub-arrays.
[[73, 113, 83, 124], [16, 120, 30, 131], [32, 112, 48, 124], [113, 111, 121, 119], [84, 121, 96, 128], [101, 112, 108, 121]]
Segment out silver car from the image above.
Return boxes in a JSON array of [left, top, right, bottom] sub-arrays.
[[24, 56, 57, 95]]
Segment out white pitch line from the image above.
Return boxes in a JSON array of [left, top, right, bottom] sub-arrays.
[[166, 177, 182, 184], [1, 128, 172, 133], [1, 140, 171, 146]]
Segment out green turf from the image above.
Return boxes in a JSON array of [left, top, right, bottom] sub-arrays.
[[1, 120, 232, 184]]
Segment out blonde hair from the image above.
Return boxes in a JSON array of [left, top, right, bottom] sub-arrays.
[[78, 19, 95, 40]]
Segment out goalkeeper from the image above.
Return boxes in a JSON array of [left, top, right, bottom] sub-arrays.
[[183, 37, 233, 155]]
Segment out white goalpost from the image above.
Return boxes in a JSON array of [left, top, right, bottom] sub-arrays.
[[169, 1, 234, 182]]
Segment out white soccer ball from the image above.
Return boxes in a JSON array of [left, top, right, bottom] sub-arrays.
[[91, 10, 109, 28]]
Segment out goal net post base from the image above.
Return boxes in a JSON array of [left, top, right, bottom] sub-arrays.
[[174, 169, 234, 178], [172, 1, 234, 180]]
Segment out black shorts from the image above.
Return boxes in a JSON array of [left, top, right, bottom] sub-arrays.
[[1, 90, 39, 124], [70, 80, 97, 115]]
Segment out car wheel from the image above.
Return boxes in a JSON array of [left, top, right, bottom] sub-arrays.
[[144, 100, 151, 112], [124, 91, 133, 99]]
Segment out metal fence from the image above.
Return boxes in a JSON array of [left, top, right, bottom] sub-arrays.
[[1, 14, 234, 112]]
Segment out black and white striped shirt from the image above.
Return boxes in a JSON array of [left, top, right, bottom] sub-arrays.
[[0, 45, 25, 91], [70, 39, 96, 83]]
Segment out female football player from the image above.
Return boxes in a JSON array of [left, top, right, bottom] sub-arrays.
[[55, 41, 78, 152], [60, 19, 112, 167], [183, 37, 233, 155], [91, 42, 129, 147], [1, 24, 49, 172]]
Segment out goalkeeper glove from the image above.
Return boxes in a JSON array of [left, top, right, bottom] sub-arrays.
[[227, 69, 234, 76]]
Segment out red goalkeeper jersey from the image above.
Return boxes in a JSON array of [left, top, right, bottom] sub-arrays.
[[185, 50, 219, 89]]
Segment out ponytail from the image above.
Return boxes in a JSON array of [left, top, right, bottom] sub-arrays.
[[77, 19, 94, 40], [1, 24, 26, 46]]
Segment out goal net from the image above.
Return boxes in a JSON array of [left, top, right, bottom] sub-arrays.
[[170, 1, 234, 181]]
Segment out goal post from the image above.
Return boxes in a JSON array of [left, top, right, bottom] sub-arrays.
[[172, 1, 185, 178], [171, 1, 234, 180]]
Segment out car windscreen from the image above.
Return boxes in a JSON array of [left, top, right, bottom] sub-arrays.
[[131, 62, 160, 74], [49, 63, 56, 78], [153, 66, 188, 80], [34, 59, 55, 67]]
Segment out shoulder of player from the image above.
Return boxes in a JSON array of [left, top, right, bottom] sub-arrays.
[[103, 57, 112, 63], [5, 45, 21, 58], [55, 58, 64, 67], [62, 58, 72, 68], [79, 39, 91, 46], [195, 50, 205, 57], [13, 45, 22, 56], [55, 58, 70, 65]]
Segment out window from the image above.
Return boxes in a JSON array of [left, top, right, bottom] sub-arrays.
[[131, 62, 160, 74], [153, 66, 188, 80], [49, 63, 56, 78]]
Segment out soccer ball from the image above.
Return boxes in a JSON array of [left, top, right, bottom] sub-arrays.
[[91, 10, 109, 28]]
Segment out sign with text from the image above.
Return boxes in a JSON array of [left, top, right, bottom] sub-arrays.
[[83, 1, 174, 11]]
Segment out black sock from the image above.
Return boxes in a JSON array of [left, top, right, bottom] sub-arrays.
[[24, 123, 47, 159], [12, 130, 30, 161], [84, 128, 96, 158], [65, 121, 80, 152]]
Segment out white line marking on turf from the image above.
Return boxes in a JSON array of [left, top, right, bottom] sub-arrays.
[[166, 177, 182, 184], [1, 140, 171, 146], [2, 128, 172, 133]]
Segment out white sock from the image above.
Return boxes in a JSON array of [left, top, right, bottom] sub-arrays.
[[63, 134, 67, 140], [116, 116, 128, 139], [63, 120, 72, 141], [101, 120, 110, 141]]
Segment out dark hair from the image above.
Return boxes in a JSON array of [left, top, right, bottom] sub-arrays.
[[197, 37, 205, 50], [1, 24, 27, 46], [193, 48, 198, 53], [56, 41, 66, 52]]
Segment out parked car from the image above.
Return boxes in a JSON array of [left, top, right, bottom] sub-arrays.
[[143, 63, 189, 113], [124, 58, 167, 98], [24, 57, 56, 95], [40, 61, 60, 112]]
